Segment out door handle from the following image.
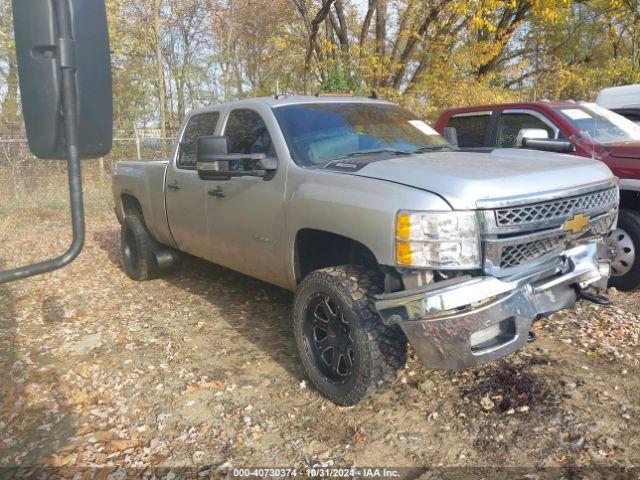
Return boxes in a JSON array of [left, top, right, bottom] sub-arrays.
[[167, 182, 180, 191], [208, 186, 226, 198]]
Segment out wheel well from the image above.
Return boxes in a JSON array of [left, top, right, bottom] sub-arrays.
[[121, 194, 144, 218], [295, 229, 380, 282]]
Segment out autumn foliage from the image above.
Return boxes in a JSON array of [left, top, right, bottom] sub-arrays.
[[0, 0, 639, 133]]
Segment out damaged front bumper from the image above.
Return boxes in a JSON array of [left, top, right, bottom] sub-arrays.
[[375, 243, 610, 370]]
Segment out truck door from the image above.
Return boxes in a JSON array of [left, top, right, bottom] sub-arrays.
[[165, 111, 220, 259], [205, 106, 288, 288], [493, 109, 560, 148]]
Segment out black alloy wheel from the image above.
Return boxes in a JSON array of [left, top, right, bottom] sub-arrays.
[[302, 294, 355, 383], [292, 265, 408, 405]]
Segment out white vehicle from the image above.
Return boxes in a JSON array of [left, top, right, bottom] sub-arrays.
[[597, 85, 640, 125]]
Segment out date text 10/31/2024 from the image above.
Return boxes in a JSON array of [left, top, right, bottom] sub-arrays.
[[232, 468, 401, 477]]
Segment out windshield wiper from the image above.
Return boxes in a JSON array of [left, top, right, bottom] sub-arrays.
[[409, 145, 454, 154], [327, 148, 412, 162]]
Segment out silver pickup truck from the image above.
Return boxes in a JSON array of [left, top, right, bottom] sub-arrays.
[[113, 96, 618, 405]]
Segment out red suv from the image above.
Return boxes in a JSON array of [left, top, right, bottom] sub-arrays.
[[435, 101, 640, 290]]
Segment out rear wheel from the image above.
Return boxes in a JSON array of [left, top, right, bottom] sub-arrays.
[[121, 215, 160, 281], [607, 209, 640, 291], [293, 265, 407, 406]]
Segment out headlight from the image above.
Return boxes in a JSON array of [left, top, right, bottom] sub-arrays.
[[395, 211, 481, 268]]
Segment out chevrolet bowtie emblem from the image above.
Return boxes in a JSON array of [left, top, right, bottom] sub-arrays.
[[563, 213, 589, 234]]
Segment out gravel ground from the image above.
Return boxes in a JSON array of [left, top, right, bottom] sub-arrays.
[[1, 210, 639, 477]]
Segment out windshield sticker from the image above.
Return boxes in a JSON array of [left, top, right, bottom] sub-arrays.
[[561, 109, 593, 120], [409, 120, 438, 136], [317, 157, 385, 173]]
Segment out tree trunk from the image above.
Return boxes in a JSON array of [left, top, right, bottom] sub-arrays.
[[302, 0, 337, 93], [474, 2, 531, 77], [333, 0, 349, 53], [223, 0, 235, 101], [359, 0, 375, 65], [390, 2, 444, 89], [153, 0, 167, 142], [1, 55, 19, 131], [374, 0, 387, 57]]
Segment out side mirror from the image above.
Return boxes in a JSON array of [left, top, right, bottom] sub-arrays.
[[443, 126, 458, 147], [521, 138, 576, 153], [197, 136, 229, 159], [196, 136, 277, 180], [1, 0, 113, 284], [516, 128, 549, 147], [12, 0, 113, 159]]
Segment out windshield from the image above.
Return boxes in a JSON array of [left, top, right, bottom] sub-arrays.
[[273, 102, 450, 166], [555, 102, 640, 145]]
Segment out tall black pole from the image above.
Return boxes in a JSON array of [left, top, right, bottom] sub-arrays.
[[0, 0, 85, 284]]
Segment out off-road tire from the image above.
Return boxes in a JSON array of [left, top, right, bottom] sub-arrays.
[[121, 215, 160, 281], [608, 209, 640, 291], [293, 265, 407, 406]]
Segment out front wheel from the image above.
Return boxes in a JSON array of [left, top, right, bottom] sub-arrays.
[[607, 209, 640, 291], [293, 266, 407, 406]]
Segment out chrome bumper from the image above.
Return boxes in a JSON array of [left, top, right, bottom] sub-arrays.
[[375, 243, 610, 370]]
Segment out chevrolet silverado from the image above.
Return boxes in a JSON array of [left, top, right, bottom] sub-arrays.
[[113, 96, 618, 405]]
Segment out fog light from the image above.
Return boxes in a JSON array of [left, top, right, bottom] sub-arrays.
[[598, 261, 611, 278], [470, 318, 516, 352]]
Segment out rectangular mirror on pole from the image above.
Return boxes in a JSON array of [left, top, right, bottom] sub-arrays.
[[11, 0, 113, 159]]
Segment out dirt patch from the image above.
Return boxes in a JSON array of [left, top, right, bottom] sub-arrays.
[[1, 212, 639, 473], [462, 357, 559, 415]]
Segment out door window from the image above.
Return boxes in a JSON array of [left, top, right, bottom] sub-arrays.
[[446, 113, 491, 147], [224, 109, 275, 155], [497, 112, 555, 148], [178, 112, 220, 168]]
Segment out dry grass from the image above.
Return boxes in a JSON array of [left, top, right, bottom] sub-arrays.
[[1, 164, 114, 233]]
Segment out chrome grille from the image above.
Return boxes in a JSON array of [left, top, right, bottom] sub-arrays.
[[495, 188, 617, 227], [494, 212, 616, 270], [589, 214, 615, 237], [500, 237, 565, 269]]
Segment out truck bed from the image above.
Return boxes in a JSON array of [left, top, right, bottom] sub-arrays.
[[112, 160, 175, 247]]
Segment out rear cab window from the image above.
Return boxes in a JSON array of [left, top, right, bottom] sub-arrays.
[[446, 112, 491, 147]]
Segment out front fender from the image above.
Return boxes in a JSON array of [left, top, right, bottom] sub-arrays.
[[283, 167, 451, 289]]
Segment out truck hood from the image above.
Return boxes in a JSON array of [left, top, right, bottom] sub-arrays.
[[349, 149, 615, 210]]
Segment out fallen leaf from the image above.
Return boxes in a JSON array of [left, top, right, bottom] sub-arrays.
[[480, 396, 494, 411], [352, 427, 366, 442], [109, 438, 139, 451], [68, 389, 89, 405], [92, 431, 116, 442], [48, 453, 75, 467], [183, 380, 226, 394]]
